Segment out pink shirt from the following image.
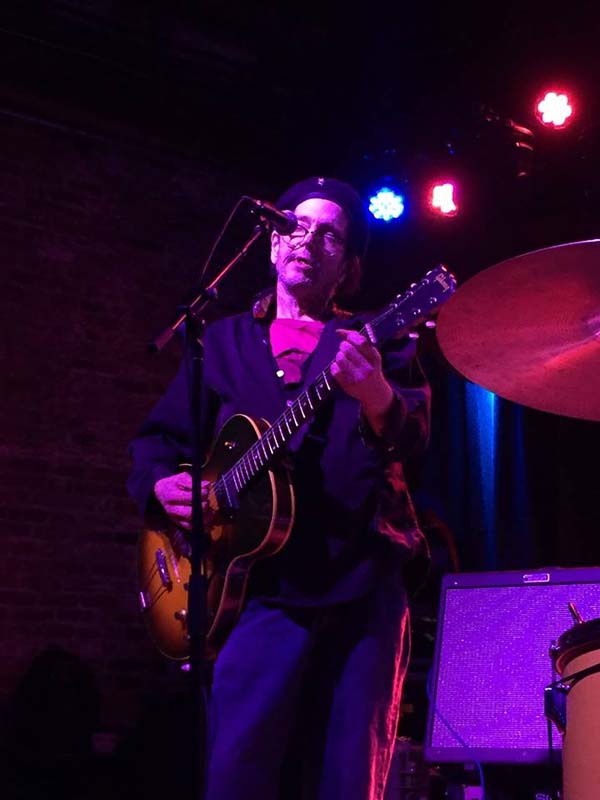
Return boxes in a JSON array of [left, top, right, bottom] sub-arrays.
[[269, 318, 325, 385]]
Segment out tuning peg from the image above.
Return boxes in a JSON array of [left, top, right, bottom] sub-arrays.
[[425, 320, 437, 328], [409, 331, 420, 339]]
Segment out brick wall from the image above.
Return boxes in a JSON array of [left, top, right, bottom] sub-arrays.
[[0, 108, 271, 733]]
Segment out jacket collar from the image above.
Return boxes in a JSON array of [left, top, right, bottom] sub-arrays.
[[251, 287, 353, 322]]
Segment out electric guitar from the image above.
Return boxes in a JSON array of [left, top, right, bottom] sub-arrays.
[[137, 265, 457, 660]]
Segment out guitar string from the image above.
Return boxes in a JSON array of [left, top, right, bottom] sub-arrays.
[[215, 363, 336, 500]]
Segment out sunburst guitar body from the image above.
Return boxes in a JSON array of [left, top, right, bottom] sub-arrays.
[[137, 414, 295, 660]]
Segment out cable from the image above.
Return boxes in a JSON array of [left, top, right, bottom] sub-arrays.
[[197, 196, 248, 285], [426, 667, 487, 799]]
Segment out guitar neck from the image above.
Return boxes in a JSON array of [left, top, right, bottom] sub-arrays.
[[218, 362, 337, 498], [214, 264, 456, 502]]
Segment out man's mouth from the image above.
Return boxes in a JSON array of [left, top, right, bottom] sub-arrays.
[[291, 256, 315, 269]]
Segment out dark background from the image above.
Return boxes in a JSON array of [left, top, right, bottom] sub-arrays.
[[1, 2, 599, 797]]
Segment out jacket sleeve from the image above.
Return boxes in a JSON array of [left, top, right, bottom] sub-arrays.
[[365, 336, 432, 586], [126, 355, 220, 522], [359, 335, 431, 462]]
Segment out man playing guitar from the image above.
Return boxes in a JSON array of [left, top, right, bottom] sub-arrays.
[[127, 176, 432, 799]]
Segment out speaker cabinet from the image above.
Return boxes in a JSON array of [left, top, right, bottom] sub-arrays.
[[424, 566, 600, 764]]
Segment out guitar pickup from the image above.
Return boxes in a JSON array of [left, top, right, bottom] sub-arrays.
[[155, 549, 172, 588]]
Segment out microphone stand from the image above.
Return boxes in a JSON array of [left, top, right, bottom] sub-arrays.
[[148, 225, 264, 800]]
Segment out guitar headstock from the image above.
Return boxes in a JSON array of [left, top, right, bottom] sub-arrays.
[[368, 265, 457, 344]]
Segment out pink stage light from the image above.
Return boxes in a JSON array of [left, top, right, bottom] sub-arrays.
[[430, 182, 458, 216], [536, 90, 574, 128]]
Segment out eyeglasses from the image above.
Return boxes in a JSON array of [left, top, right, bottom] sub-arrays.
[[283, 222, 347, 253]]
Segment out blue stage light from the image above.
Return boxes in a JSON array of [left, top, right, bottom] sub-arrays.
[[368, 187, 405, 221], [465, 383, 498, 568]]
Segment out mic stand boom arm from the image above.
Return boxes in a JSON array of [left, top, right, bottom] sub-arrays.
[[148, 226, 264, 354]]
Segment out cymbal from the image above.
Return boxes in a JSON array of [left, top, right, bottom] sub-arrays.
[[436, 239, 600, 421]]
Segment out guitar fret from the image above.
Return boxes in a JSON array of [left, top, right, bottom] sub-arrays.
[[315, 383, 322, 400], [222, 476, 233, 507], [299, 399, 306, 419], [260, 440, 268, 460], [323, 373, 331, 391], [243, 457, 252, 481], [235, 465, 244, 489], [290, 405, 298, 426], [212, 478, 222, 510], [272, 427, 279, 446], [213, 480, 226, 517]]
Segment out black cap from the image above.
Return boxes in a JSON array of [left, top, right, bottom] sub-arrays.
[[275, 176, 370, 259]]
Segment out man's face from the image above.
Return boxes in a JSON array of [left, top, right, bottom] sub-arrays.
[[271, 197, 350, 303]]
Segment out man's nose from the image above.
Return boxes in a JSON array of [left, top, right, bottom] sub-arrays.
[[302, 228, 320, 249]]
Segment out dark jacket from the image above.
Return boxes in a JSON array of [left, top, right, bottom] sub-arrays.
[[127, 299, 431, 604]]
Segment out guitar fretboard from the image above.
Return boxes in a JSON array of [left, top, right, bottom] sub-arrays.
[[213, 364, 336, 508], [212, 306, 401, 507]]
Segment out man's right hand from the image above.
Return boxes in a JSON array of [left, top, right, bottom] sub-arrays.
[[154, 472, 213, 531]]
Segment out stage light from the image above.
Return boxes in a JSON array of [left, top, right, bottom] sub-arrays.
[[430, 182, 458, 216], [536, 90, 573, 128], [368, 187, 405, 221]]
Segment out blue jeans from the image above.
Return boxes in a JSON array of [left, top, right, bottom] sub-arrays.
[[204, 569, 410, 800]]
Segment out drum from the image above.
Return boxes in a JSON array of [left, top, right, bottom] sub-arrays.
[[550, 618, 600, 800]]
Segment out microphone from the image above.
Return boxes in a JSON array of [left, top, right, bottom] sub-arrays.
[[244, 196, 298, 235]]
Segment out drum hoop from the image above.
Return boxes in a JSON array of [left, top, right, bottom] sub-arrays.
[[547, 661, 600, 694]]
